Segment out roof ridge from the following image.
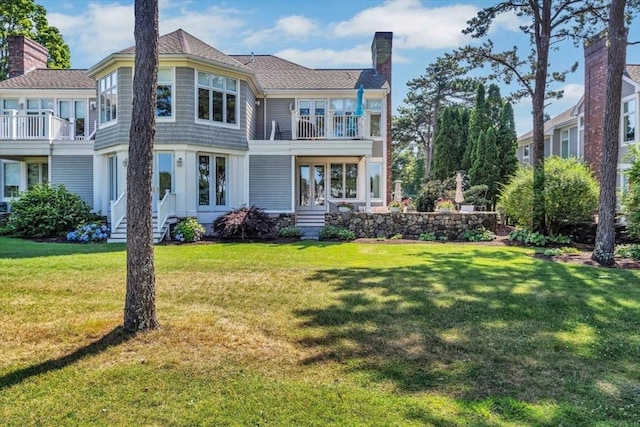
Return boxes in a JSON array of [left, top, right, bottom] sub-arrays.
[[176, 29, 189, 54]]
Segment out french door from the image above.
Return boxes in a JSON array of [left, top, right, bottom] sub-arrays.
[[153, 152, 174, 209], [298, 163, 326, 211]]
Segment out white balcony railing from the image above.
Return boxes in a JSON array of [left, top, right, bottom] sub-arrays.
[[0, 110, 76, 141], [293, 113, 366, 140], [157, 190, 176, 234]]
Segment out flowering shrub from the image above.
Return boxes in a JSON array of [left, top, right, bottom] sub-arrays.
[[337, 201, 354, 210], [435, 198, 455, 211], [67, 223, 110, 243], [173, 217, 205, 243]]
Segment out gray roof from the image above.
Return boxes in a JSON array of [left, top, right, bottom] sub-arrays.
[[626, 64, 640, 83], [0, 69, 94, 90], [518, 105, 576, 142], [118, 29, 252, 72], [231, 54, 389, 91]]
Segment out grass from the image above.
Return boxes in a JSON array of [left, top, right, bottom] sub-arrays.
[[0, 236, 639, 426]]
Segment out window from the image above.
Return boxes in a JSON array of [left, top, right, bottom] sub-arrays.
[[26, 98, 54, 114], [523, 145, 530, 159], [3, 162, 19, 198], [156, 68, 172, 117], [59, 100, 87, 138], [366, 99, 383, 137], [198, 154, 227, 208], [1, 99, 18, 113], [623, 99, 636, 142], [330, 163, 358, 199], [369, 163, 382, 198], [197, 71, 237, 125], [99, 70, 118, 124], [27, 163, 48, 189], [561, 130, 570, 158]]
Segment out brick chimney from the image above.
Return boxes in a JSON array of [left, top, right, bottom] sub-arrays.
[[583, 33, 608, 179], [372, 32, 393, 202], [7, 35, 49, 78]]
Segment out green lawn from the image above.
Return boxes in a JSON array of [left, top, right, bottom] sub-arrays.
[[0, 236, 639, 426]]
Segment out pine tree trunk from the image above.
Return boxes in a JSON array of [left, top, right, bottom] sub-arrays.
[[593, 0, 627, 266], [123, 0, 159, 333]]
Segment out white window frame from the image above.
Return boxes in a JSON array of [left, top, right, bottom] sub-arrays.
[[560, 129, 570, 158], [197, 153, 228, 210], [156, 67, 174, 120], [369, 162, 382, 199], [523, 145, 530, 160], [622, 96, 637, 144], [26, 161, 48, 189], [195, 70, 239, 128], [366, 98, 383, 138], [3, 162, 20, 198], [330, 162, 358, 200], [99, 70, 118, 126], [1, 99, 19, 113]]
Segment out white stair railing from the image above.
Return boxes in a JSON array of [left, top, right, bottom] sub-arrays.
[[110, 191, 127, 232], [157, 190, 176, 234]]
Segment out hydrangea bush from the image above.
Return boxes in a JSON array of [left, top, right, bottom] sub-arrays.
[[67, 223, 110, 243], [173, 217, 205, 242]]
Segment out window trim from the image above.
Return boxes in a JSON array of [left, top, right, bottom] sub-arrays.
[[622, 95, 637, 144], [523, 145, 530, 159], [197, 153, 228, 211], [156, 67, 175, 121], [98, 70, 118, 127], [560, 129, 570, 158], [329, 162, 358, 200], [195, 70, 240, 129], [369, 162, 382, 200]]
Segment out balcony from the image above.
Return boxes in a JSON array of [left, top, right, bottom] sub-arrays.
[[0, 110, 81, 141], [293, 113, 367, 140]]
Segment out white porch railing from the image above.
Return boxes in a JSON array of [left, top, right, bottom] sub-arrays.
[[157, 190, 176, 234], [110, 191, 127, 233], [0, 110, 76, 141], [293, 113, 366, 140]]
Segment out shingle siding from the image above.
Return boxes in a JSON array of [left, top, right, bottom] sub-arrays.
[[622, 80, 635, 98], [51, 155, 93, 205], [249, 155, 292, 211], [94, 67, 133, 150], [265, 98, 294, 140]]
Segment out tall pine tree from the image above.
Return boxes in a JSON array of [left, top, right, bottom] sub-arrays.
[[432, 106, 466, 180], [496, 102, 518, 182], [462, 83, 489, 171]]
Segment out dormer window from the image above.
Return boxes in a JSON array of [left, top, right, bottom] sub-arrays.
[[196, 71, 237, 125]]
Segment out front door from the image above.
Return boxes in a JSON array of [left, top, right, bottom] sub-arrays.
[[298, 163, 326, 211], [153, 152, 174, 210]]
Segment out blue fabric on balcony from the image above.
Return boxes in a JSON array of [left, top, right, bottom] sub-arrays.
[[354, 84, 364, 116]]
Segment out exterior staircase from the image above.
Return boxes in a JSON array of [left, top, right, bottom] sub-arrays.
[[107, 216, 175, 244], [296, 211, 326, 240]]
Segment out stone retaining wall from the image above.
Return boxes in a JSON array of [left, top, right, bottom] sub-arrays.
[[326, 212, 498, 240]]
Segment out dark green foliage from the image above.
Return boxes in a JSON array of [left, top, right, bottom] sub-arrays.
[[319, 225, 355, 241], [0, 183, 94, 238], [391, 141, 425, 197], [418, 231, 436, 241], [432, 106, 467, 180], [508, 229, 572, 247], [463, 83, 489, 171], [500, 157, 599, 234], [212, 206, 276, 240], [623, 145, 640, 240], [278, 226, 303, 239], [496, 102, 518, 181], [469, 128, 500, 205], [616, 244, 640, 260], [463, 185, 490, 209], [415, 177, 456, 212]]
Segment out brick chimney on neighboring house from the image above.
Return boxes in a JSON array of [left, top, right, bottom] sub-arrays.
[[372, 31, 393, 202], [7, 35, 49, 78], [583, 33, 608, 179]]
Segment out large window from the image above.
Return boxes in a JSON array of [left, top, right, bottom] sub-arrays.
[[198, 154, 227, 208], [623, 99, 636, 143], [1, 99, 18, 113], [99, 70, 118, 124], [27, 163, 48, 189], [560, 130, 570, 158], [3, 162, 19, 198], [369, 163, 382, 199], [330, 163, 358, 199], [366, 99, 382, 137], [156, 68, 173, 117], [197, 71, 237, 125]]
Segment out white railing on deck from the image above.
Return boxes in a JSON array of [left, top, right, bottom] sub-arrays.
[[110, 191, 127, 233], [0, 110, 75, 141], [157, 190, 176, 234], [293, 112, 366, 140]]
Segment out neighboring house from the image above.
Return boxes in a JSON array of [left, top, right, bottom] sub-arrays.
[[0, 30, 393, 241], [517, 34, 640, 198]]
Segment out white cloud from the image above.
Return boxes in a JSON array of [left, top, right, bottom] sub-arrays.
[[243, 15, 317, 47], [331, 0, 478, 50], [275, 44, 409, 68], [557, 83, 584, 104]]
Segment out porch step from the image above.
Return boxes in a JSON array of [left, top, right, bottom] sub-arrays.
[[298, 226, 323, 240], [295, 212, 325, 227], [107, 216, 176, 244]]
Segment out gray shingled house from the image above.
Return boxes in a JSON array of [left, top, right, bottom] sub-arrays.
[[0, 30, 393, 242]]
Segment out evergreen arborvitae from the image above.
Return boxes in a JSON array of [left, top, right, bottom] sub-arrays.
[[469, 127, 500, 205], [497, 102, 518, 182], [462, 84, 488, 171], [486, 84, 503, 127], [432, 107, 463, 180]]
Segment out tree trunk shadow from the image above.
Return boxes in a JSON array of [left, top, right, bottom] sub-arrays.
[[0, 326, 131, 390]]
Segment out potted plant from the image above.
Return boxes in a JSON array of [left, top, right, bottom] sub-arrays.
[[435, 198, 455, 213], [389, 200, 403, 213], [337, 201, 353, 213]]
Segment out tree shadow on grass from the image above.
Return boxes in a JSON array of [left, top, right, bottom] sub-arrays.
[[295, 249, 640, 424], [0, 237, 125, 259], [0, 326, 132, 390]]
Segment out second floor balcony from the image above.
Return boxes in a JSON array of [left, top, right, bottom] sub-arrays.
[[293, 113, 368, 140], [0, 110, 85, 142]]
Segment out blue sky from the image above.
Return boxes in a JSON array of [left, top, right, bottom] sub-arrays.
[[39, 0, 640, 135]]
